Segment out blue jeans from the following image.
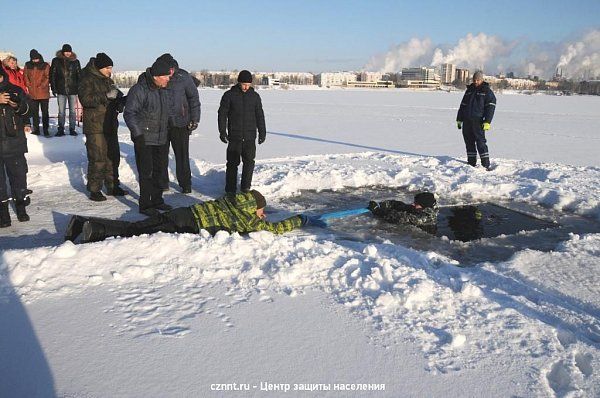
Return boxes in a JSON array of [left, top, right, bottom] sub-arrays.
[[57, 94, 78, 131]]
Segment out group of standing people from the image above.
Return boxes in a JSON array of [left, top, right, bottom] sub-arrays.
[[1, 43, 268, 227], [0, 43, 83, 227]]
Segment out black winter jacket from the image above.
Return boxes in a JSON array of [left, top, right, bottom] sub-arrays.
[[0, 69, 31, 157], [124, 70, 169, 146], [50, 51, 81, 95], [164, 68, 201, 128], [218, 84, 266, 141], [456, 82, 496, 123]]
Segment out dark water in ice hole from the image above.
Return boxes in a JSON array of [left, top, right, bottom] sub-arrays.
[[274, 186, 600, 266]]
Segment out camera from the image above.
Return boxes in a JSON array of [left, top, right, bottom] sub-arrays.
[[9, 92, 20, 103]]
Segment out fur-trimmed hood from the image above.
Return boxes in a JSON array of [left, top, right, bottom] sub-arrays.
[[55, 50, 78, 61]]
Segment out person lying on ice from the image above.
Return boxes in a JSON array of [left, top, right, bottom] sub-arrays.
[[368, 192, 438, 227], [65, 190, 325, 243]]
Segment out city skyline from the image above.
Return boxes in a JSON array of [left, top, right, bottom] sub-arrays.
[[2, 0, 599, 79]]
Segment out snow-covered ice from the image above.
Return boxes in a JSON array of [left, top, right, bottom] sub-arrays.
[[1, 89, 599, 397]]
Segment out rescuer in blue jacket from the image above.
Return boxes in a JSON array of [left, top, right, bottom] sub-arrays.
[[456, 71, 496, 170]]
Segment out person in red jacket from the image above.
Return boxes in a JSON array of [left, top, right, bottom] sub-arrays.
[[24, 50, 51, 136], [2, 55, 27, 93]]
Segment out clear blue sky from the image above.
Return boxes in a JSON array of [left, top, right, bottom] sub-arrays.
[[3, 0, 599, 72]]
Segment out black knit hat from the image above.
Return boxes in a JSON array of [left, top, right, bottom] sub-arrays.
[[94, 53, 113, 70], [62, 44, 72, 53], [237, 70, 252, 83], [414, 192, 436, 209], [30, 49, 41, 60], [150, 59, 171, 76], [157, 53, 178, 68], [250, 190, 266, 209]]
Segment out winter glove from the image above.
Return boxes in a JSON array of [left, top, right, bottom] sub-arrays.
[[299, 214, 328, 228], [106, 86, 120, 100], [258, 135, 266, 145], [187, 121, 198, 132], [482, 122, 491, 131], [219, 133, 228, 144], [368, 201, 380, 213], [457, 121, 462, 129]]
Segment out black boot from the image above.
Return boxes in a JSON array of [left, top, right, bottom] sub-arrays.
[[90, 191, 107, 202], [81, 221, 106, 243], [65, 215, 89, 242], [15, 199, 30, 222], [0, 201, 10, 228], [55, 128, 65, 137], [107, 185, 128, 196], [81, 219, 131, 243]]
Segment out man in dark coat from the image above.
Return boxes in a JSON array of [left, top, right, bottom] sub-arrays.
[[50, 44, 81, 136], [218, 70, 266, 194], [124, 59, 172, 216], [64, 190, 310, 243], [156, 54, 201, 193], [24, 50, 51, 136], [456, 71, 497, 170], [79, 53, 128, 201], [368, 192, 438, 230], [0, 67, 32, 227]]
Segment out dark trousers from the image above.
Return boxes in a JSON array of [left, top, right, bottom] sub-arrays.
[[32, 99, 49, 133], [134, 141, 169, 210], [0, 154, 28, 202], [167, 126, 191, 189], [225, 140, 256, 193], [127, 207, 199, 236], [85, 133, 114, 193], [462, 119, 489, 167], [106, 132, 121, 186]]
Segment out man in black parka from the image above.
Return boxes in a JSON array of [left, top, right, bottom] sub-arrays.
[[218, 70, 266, 194], [0, 67, 32, 227], [456, 71, 496, 170], [50, 44, 81, 136], [124, 59, 172, 216]]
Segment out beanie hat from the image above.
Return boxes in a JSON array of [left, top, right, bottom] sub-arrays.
[[30, 49, 41, 60], [250, 190, 266, 209], [157, 53, 178, 68], [414, 192, 436, 209], [94, 53, 113, 70], [237, 70, 252, 83], [62, 44, 72, 53], [150, 59, 171, 76]]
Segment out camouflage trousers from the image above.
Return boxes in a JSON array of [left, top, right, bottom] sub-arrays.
[[85, 133, 121, 193]]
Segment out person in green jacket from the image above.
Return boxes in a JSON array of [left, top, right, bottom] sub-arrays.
[[65, 190, 316, 243], [79, 53, 127, 201]]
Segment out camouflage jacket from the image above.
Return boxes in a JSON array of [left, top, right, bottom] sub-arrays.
[[370, 200, 438, 227], [190, 192, 302, 235]]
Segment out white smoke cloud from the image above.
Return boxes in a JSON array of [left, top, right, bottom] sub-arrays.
[[430, 33, 513, 71], [365, 38, 433, 73], [556, 30, 600, 79], [365, 30, 600, 79]]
